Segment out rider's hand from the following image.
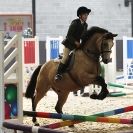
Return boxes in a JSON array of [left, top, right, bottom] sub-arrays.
[[75, 41, 80, 48]]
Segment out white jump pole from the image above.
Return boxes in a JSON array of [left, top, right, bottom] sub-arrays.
[[0, 32, 4, 133], [17, 34, 23, 123]]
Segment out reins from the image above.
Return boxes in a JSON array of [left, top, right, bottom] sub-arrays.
[[82, 47, 100, 62]]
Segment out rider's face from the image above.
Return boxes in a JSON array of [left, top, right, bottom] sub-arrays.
[[79, 13, 89, 22]]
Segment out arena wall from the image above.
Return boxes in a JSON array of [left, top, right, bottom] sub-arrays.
[[0, 0, 131, 41]]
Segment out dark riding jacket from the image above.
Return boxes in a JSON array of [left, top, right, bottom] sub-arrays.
[[62, 18, 88, 50]]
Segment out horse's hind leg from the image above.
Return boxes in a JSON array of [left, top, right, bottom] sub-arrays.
[[55, 91, 75, 127], [55, 91, 69, 114], [32, 78, 50, 125]]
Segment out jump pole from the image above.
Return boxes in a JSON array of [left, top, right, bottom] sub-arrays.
[[108, 82, 133, 90], [108, 82, 133, 97], [108, 82, 124, 88], [0, 33, 4, 133], [42, 105, 133, 129], [23, 111, 133, 125], [3, 121, 67, 133], [108, 92, 133, 97], [23, 106, 133, 127]]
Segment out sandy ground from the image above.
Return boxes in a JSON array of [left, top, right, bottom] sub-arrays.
[[23, 89, 133, 133]]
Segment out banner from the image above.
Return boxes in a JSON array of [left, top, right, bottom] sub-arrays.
[[0, 14, 32, 39]]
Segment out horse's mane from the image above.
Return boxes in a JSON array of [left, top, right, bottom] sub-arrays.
[[81, 26, 108, 45]]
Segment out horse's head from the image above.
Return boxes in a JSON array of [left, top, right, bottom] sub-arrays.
[[81, 27, 117, 64], [99, 32, 117, 64]]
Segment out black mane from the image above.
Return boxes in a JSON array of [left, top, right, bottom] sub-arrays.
[[81, 26, 108, 45]]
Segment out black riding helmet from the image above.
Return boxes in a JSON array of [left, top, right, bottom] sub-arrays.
[[77, 6, 91, 17]]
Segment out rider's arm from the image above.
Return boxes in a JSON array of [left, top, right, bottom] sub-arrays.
[[80, 23, 88, 45], [66, 20, 78, 47]]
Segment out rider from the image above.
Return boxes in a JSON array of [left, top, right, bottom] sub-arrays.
[[55, 6, 91, 81]]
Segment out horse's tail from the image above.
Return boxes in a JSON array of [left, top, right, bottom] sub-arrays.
[[25, 65, 42, 98]]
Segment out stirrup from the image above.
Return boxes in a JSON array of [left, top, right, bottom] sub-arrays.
[[55, 74, 63, 81]]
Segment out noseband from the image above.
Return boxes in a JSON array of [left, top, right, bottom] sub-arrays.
[[100, 37, 112, 58], [100, 43, 112, 55]]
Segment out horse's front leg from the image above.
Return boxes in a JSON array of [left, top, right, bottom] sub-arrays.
[[97, 76, 109, 100], [90, 76, 109, 100], [79, 73, 109, 100]]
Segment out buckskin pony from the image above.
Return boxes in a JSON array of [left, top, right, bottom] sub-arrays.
[[25, 26, 117, 125]]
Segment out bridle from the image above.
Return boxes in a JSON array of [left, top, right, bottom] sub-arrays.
[[82, 34, 112, 62], [100, 40, 112, 55]]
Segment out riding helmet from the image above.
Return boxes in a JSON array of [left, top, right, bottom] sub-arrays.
[[77, 6, 91, 17]]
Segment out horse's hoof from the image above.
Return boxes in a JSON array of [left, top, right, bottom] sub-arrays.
[[98, 95, 106, 100], [90, 94, 99, 99], [97, 91, 109, 100], [69, 124, 75, 128]]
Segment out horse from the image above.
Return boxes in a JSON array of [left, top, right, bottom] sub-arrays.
[[25, 26, 117, 125]]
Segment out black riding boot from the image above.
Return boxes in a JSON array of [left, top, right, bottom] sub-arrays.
[[55, 62, 66, 81]]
